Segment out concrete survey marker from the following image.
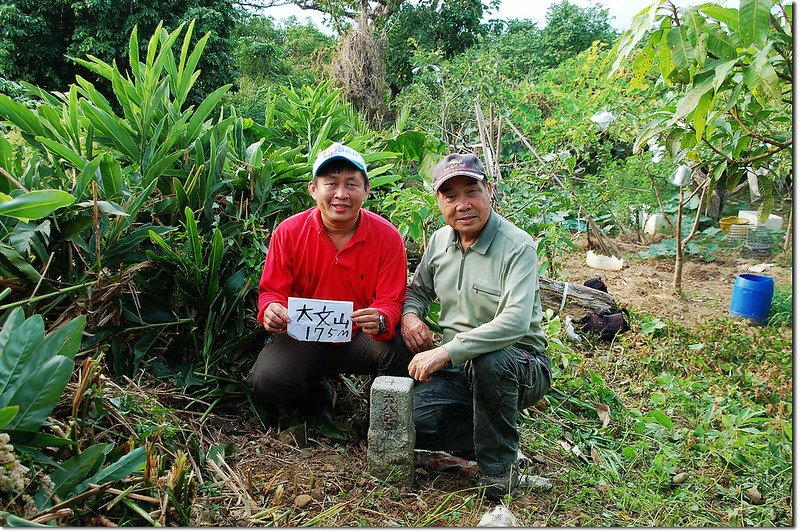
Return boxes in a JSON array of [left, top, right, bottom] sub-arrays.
[[367, 376, 415, 487]]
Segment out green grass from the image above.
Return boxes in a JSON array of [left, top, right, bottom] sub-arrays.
[[526, 313, 793, 527], [767, 284, 792, 327]]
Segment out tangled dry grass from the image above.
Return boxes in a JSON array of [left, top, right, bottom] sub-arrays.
[[330, 10, 388, 124]]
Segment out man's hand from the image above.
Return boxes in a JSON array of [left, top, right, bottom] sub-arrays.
[[401, 313, 435, 354], [351, 307, 383, 336], [262, 302, 290, 333], [408, 346, 451, 382]]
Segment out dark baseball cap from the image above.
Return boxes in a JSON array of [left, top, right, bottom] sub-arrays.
[[431, 153, 486, 191]]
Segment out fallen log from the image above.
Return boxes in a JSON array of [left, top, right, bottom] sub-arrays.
[[539, 277, 616, 314]]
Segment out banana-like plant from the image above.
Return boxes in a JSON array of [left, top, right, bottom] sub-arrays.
[[0, 308, 147, 524], [148, 207, 256, 375]]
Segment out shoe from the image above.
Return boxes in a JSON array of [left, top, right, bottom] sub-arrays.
[[476, 467, 519, 501]]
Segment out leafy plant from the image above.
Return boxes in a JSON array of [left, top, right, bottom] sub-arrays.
[[766, 284, 791, 327]]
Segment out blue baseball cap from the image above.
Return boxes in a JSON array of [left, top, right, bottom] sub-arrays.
[[312, 143, 367, 177]]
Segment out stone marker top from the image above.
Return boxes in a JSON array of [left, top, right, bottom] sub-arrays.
[[371, 375, 414, 393]]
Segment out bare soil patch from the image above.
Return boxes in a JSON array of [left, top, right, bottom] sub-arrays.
[[557, 242, 792, 324]]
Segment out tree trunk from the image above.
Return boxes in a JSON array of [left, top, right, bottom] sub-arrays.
[[672, 187, 685, 292], [539, 277, 617, 314], [784, 205, 793, 252]]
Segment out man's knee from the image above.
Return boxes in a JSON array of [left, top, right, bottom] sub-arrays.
[[245, 346, 307, 405]]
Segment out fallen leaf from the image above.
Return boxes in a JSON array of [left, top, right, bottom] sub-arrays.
[[747, 486, 764, 505], [672, 472, 689, 485], [294, 494, 313, 509], [596, 403, 611, 428], [558, 440, 572, 453], [590, 447, 601, 465]]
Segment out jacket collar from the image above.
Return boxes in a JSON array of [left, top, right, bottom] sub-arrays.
[[448, 210, 498, 255]]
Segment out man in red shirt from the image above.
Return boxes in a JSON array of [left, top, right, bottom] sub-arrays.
[[245, 143, 410, 419]]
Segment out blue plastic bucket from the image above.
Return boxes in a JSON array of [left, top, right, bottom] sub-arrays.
[[728, 274, 774, 325]]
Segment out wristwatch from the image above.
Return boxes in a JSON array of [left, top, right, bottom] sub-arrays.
[[378, 313, 386, 333]]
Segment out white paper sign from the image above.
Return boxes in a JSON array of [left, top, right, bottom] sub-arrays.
[[286, 297, 353, 343]]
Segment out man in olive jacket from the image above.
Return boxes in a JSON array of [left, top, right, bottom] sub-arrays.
[[400, 153, 551, 500]]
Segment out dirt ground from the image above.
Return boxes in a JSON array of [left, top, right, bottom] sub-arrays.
[[557, 238, 793, 324], [191, 240, 793, 526]]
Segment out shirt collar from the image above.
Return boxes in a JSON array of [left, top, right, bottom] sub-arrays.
[[447, 210, 499, 255], [310, 207, 369, 244]]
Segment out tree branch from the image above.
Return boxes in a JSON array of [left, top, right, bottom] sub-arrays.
[[729, 106, 792, 149]]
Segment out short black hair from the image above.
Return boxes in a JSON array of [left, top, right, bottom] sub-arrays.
[[314, 160, 368, 189]]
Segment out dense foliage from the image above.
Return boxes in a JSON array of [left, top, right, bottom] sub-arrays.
[[0, 0, 238, 103], [0, 0, 792, 526]]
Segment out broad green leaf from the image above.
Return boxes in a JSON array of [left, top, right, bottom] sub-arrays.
[[693, 90, 714, 141], [712, 58, 739, 92], [206, 228, 224, 304], [0, 244, 42, 284], [667, 26, 694, 71], [698, 3, 740, 31], [369, 174, 404, 188], [739, 0, 771, 48], [0, 189, 75, 220], [35, 137, 86, 171], [185, 84, 233, 142], [710, 160, 728, 188], [72, 446, 146, 496], [5, 355, 75, 431], [31, 316, 86, 366], [72, 155, 104, 201], [651, 410, 673, 429], [657, 26, 674, 86], [0, 308, 25, 356], [79, 101, 140, 160], [74, 76, 114, 116], [2, 512, 49, 527], [671, 72, 715, 124], [742, 47, 783, 107], [683, 9, 706, 47], [633, 113, 673, 153], [0, 94, 45, 137], [705, 24, 737, 59], [51, 443, 111, 499], [0, 406, 18, 428], [758, 193, 775, 222], [99, 154, 124, 199], [70, 55, 115, 81], [128, 26, 141, 81], [630, 32, 660, 89]]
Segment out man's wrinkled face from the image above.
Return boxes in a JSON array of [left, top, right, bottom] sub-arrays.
[[435, 175, 492, 242], [308, 169, 369, 229]]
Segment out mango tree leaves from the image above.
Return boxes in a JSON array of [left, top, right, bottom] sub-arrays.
[[739, 0, 772, 48]]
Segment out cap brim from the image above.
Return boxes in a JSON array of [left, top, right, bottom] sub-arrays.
[[314, 155, 366, 176], [433, 171, 485, 190]]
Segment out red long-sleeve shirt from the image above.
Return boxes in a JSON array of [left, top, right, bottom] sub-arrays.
[[257, 207, 407, 342]]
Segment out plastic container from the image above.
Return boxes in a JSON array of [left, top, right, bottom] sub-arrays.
[[729, 274, 774, 325], [719, 216, 749, 234], [643, 213, 672, 235], [737, 210, 784, 230], [586, 250, 624, 271]]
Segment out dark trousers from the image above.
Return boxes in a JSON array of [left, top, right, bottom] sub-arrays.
[[245, 331, 412, 407], [412, 346, 551, 477]]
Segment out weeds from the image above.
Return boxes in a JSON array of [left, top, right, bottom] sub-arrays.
[[767, 285, 791, 327], [531, 314, 793, 527]]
